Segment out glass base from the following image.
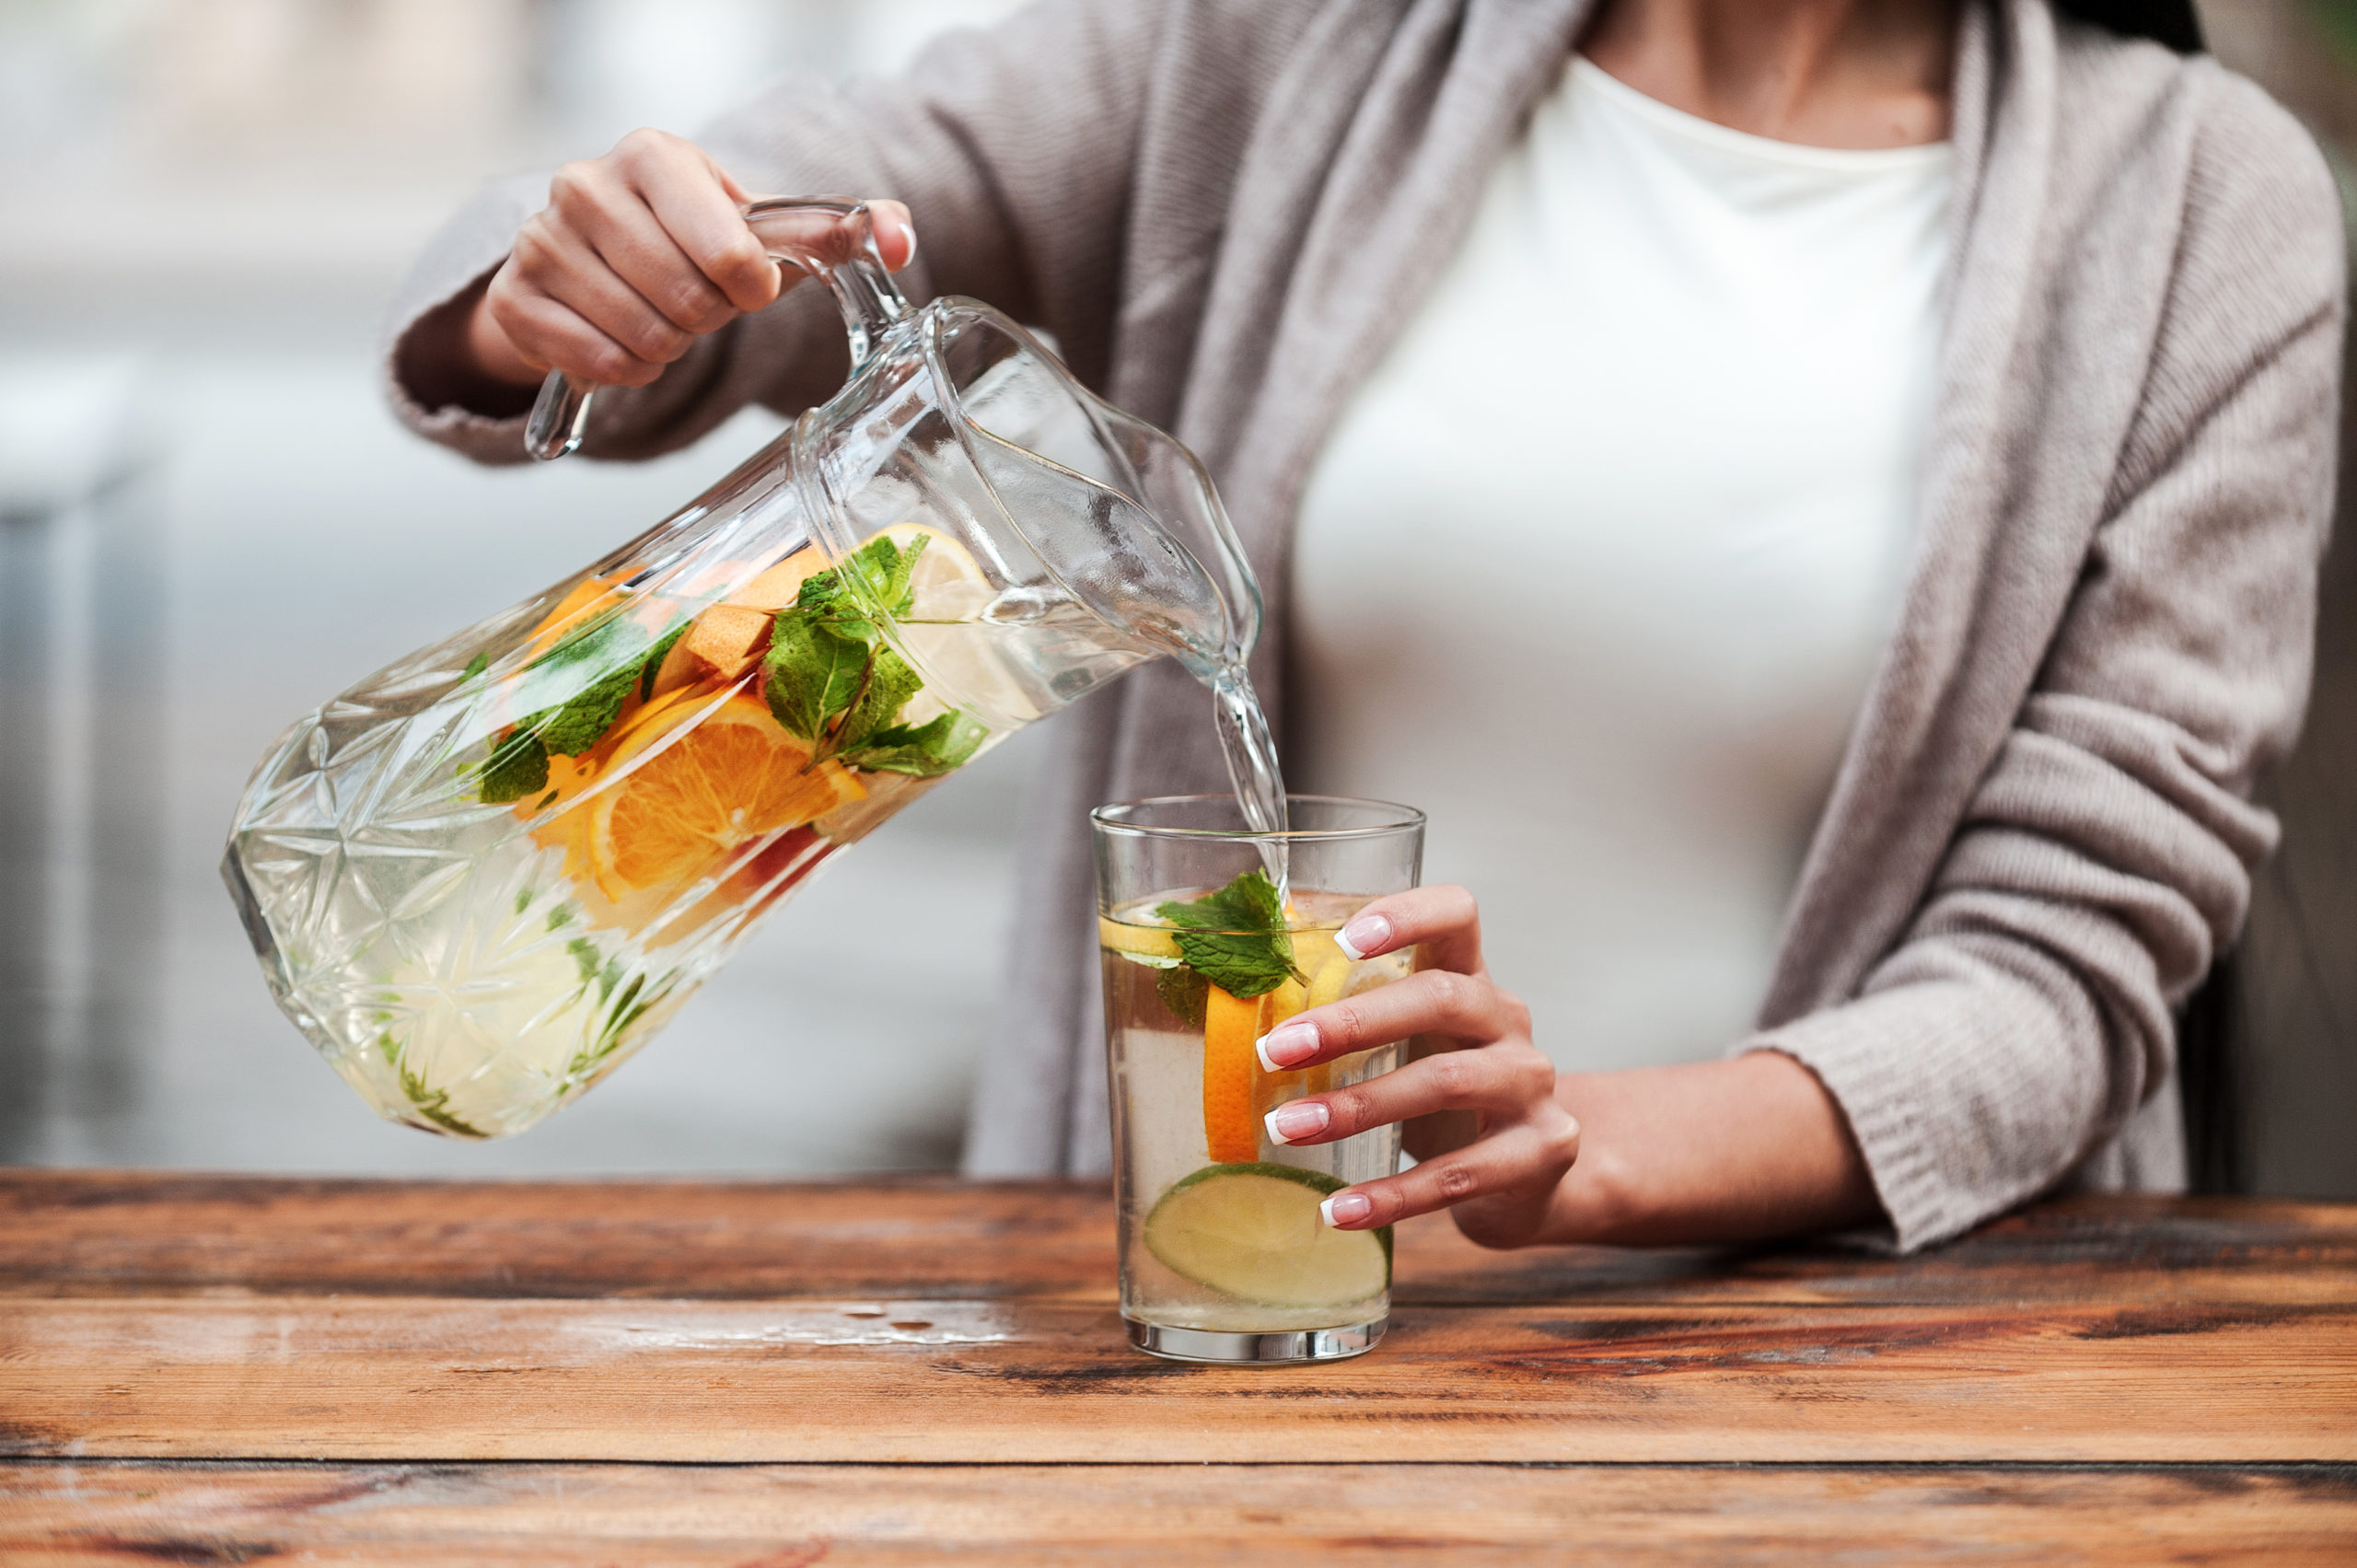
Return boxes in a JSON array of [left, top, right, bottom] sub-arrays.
[[1124, 1315, 1387, 1364]]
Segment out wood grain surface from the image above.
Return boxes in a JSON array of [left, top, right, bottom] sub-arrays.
[[6, 1293, 2354, 1463], [6, 1461, 2355, 1566], [4, 1174, 2353, 1561], [6, 1170, 2352, 1306]]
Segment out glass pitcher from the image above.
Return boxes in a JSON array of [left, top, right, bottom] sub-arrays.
[[223, 198, 1264, 1140]]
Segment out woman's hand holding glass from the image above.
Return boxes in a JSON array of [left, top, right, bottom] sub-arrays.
[[1255, 885, 1582, 1249]]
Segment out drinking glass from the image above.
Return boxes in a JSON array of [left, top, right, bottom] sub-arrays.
[[1092, 795, 1424, 1363]]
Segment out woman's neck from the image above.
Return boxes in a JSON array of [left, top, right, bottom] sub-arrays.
[[1581, 0, 1958, 148]]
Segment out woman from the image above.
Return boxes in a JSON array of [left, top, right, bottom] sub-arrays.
[[390, 0, 2344, 1252]]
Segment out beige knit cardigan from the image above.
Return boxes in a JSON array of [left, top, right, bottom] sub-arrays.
[[385, 0, 2345, 1250]]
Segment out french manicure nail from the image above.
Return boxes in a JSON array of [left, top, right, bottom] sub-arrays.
[[1321, 1191, 1374, 1227], [1265, 1100, 1329, 1145], [1335, 914, 1390, 962], [1256, 1021, 1318, 1071]]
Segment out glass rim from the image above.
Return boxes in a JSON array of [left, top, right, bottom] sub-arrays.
[[1089, 793, 1425, 844]]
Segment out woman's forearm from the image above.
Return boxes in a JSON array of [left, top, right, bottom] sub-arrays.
[[394, 276, 543, 419], [1539, 1051, 1880, 1246]]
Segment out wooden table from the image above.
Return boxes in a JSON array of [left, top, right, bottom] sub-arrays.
[[2, 1173, 2353, 1562]]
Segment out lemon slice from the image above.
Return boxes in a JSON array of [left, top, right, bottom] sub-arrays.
[[1098, 914, 1182, 963], [1143, 1163, 1391, 1308], [885, 521, 990, 599], [870, 523, 1037, 727]]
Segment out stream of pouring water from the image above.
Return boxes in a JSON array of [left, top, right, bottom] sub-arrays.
[[1209, 663, 1291, 899]]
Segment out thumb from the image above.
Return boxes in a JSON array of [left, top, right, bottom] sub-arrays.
[[868, 199, 918, 271]]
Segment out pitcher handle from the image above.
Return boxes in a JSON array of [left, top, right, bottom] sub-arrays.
[[526, 196, 911, 461]]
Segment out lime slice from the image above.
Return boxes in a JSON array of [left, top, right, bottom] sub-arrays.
[[1143, 1162, 1391, 1308]]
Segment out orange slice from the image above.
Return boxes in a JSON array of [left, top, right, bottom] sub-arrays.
[[1202, 984, 1264, 1165], [524, 683, 704, 880], [1207, 975, 1353, 1158], [1203, 979, 1315, 1164], [586, 692, 865, 900]]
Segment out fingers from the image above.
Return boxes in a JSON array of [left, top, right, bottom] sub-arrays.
[[1321, 1101, 1581, 1242], [479, 123, 921, 392], [484, 243, 656, 389], [510, 208, 697, 372], [1264, 1037, 1556, 1148], [610, 130, 781, 313], [1258, 966, 1531, 1071], [1322, 1118, 1576, 1241], [1332, 883, 1483, 979]]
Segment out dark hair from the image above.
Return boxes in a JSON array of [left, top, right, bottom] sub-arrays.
[[2048, 0, 2204, 52]]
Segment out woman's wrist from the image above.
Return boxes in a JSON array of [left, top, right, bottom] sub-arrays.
[[1538, 1053, 1880, 1247]]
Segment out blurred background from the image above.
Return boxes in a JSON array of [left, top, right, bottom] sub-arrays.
[[0, 0, 2351, 1190]]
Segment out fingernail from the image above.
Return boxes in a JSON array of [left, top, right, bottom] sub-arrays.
[[1321, 1191, 1374, 1227], [1256, 1021, 1318, 1071], [897, 218, 918, 263], [1265, 1100, 1329, 1145], [1335, 914, 1390, 962]]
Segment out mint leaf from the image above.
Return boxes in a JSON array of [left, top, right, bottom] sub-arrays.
[[839, 708, 987, 777], [479, 729, 549, 804], [763, 612, 870, 739], [1156, 868, 1302, 1000], [510, 610, 651, 758], [796, 535, 906, 638], [566, 935, 624, 1000], [795, 565, 853, 619], [861, 531, 926, 618], [638, 620, 690, 702], [1162, 866, 1287, 938], [815, 534, 924, 621], [528, 605, 646, 682], [377, 1036, 488, 1138], [820, 645, 924, 761], [539, 662, 637, 755], [1155, 963, 1210, 1027], [759, 535, 968, 775]]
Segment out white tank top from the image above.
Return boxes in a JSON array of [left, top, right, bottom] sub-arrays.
[[1288, 56, 1952, 1071]]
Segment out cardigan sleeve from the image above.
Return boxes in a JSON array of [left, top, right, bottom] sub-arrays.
[[1754, 70, 2346, 1251], [378, 0, 1168, 466]]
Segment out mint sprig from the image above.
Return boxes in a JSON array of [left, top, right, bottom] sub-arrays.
[[1155, 868, 1303, 1001], [762, 534, 983, 776]]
